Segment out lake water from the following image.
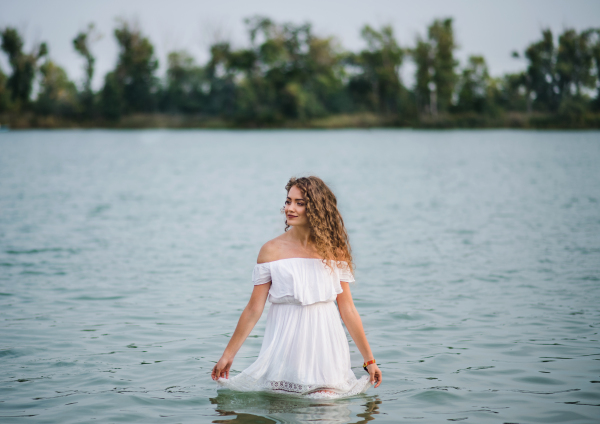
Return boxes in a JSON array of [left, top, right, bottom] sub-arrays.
[[0, 129, 599, 424]]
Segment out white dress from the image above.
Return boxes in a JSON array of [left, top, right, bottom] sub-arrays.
[[217, 258, 371, 398]]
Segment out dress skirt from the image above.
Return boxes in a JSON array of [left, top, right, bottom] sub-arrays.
[[217, 299, 371, 398]]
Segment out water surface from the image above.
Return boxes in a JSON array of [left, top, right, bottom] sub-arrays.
[[1, 129, 599, 423]]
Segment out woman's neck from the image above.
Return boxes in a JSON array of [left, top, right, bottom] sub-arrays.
[[288, 225, 312, 248]]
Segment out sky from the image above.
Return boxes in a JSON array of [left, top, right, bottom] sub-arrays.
[[2, 0, 600, 90]]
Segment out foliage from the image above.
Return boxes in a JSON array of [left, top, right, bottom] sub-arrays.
[[524, 29, 558, 111], [112, 20, 159, 114], [347, 25, 405, 114], [36, 60, 79, 117], [586, 29, 600, 110], [0, 18, 599, 128], [455, 56, 490, 114], [412, 37, 434, 114], [411, 18, 458, 115], [1, 27, 47, 110], [519, 27, 599, 114], [161, 50, 208, 114], [0, 66, 11, 112], [496, 72, 529, 112], [73, 23, 100, 117], [428, 18, 458, 113], [100, 71, 123, 120]]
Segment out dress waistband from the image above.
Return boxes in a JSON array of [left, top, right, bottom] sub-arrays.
[[269, 294, 336, 305]]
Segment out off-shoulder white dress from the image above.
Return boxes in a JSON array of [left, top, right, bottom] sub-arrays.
[[217, 258, 371, 398]]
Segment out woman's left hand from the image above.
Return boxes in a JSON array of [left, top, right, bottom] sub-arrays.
[[367, 363, 382, 388]]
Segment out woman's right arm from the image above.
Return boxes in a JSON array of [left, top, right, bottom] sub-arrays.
[[211, 282, 271, 380]]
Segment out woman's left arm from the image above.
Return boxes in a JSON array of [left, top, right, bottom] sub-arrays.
[[336, 281, 382, 387]]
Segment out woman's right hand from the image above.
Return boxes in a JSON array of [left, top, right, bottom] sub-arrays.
[[211, 355, 233, 380], [210, 284, 271, 381]]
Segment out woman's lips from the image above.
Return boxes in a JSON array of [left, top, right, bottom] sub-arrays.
[[287, 215, 298, 219]]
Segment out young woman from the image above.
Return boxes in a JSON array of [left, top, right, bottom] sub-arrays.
[[212, 176, 382, 398]]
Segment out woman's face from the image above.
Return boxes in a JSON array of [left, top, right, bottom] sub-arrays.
[[285, 185, 309, 227]]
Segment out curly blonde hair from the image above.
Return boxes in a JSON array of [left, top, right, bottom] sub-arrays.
[[285, 176, 354, 274]]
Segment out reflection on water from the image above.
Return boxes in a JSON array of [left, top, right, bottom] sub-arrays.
[[210, 390, 381, 423]]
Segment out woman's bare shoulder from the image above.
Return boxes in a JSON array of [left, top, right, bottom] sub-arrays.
[[257, 234, 288, 264]]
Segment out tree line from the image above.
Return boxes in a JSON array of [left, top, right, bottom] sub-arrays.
[[1, 16, 600, 128]]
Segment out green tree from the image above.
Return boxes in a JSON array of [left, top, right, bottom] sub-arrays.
[[36, 60, 79, 117], [524, 29, 557, 111], [556, 29, 594, 99], [100, 71, 124, 120], [455, 55, 489, 113], [73, 23, 100, 117], [411, 18, 457, 115], [412, 37, 434, 114], [497, 72, 529, 112], [111, 20, 159, 113], [348, 25, 404, 114], [220, 16, 346, 122], [204, 42, 237, 117], [0, 66, 11, 112], [162, 50, 208, 113], [521, 28, 599, 113], [305, 35, 348, 114], [589, 29, 600, 110], [0, 27, 47, 109], [428, 18, 458, 113], [249, 17, 319, 120]]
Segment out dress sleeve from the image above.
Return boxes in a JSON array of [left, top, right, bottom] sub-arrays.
[[252, 262, 271, 285], [337, 261, 355, 283]]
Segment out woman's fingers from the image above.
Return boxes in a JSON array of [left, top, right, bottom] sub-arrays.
[[367, 365, 376, 383], [210, 358, 233, 380], [212, 357, 232, 380], [215, 363, 229, 380], [374, 369, 382, 388], [367, 365, 382, 388]]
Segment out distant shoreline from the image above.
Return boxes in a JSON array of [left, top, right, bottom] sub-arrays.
[[2, 112, 600, 131]]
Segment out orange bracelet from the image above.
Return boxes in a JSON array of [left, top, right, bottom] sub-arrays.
[[363, 359, 376, 372]]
